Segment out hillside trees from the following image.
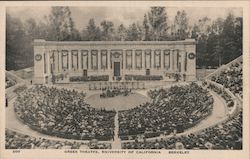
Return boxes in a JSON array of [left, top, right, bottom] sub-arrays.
[[172, 10, 189, 40], [147, 7, 169, 40], [6, 7, 242, 70], [193, 13, 243, 67]]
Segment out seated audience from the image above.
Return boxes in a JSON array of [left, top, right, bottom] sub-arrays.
[[14, 85, 116, 141], [118, 83, 213, 138], [211, 61, 242, 98], [6, 77, 16, 89], [122, 110, 242, 150], [100, 88, 132, 98], [5, 129, 111, 149]]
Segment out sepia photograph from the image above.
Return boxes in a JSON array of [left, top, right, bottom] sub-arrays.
[[1, 1, 249, 159]]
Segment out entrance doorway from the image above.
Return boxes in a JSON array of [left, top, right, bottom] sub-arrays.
[[114, 62, 120, 76], [83, 69, 87, 76], [146, 69, 150, 75]]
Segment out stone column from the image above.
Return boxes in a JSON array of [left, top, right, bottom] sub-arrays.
[[181, 50, 185, 73], [68, 50, 72, 71], [78, 50, 81, 70], [172, 49, 176, 72], [88, 50, 91, 70], [151, 50, 154, 69], [170, 49, 174, 71], [98, 50, 101, 70], [176, 50, 179, 72], [132, 50, 135, 69], [107, 50, 110, 70], [54, 51, 58, 73], [177, 50, 180, 72], [46, 51, 51, 74], [142, 51, 145, 69], [123, 51, 126, 69], [161, 50, 164, 69], [58, 50, 61, 73]]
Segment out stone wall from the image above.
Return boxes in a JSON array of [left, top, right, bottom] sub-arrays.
[[33, 39, 196, 84]]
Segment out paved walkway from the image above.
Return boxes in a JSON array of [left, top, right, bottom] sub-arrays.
[[111, 113, 121, 149], [181, 90, 227, 134]]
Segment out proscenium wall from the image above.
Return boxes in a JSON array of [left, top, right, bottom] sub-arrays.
[[33, 39, 196, 84]]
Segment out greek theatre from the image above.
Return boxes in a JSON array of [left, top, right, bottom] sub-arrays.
[[33, 39, 196, 84]]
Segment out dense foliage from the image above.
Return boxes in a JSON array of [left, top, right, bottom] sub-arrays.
[[124, 75, 163, 81], [69, 75, 109, 82], [6, 7, 242, 70]]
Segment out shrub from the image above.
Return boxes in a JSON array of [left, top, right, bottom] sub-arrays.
[[70, 75, 109, 82], [125, 75, 163, 81]]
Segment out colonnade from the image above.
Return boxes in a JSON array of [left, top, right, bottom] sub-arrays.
[[44, 49, 187, 74], [33, 39, 196, 84]]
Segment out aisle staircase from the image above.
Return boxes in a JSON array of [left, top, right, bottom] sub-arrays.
[[112, 113, 121, 149]]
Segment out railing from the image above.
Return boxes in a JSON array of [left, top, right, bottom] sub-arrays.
[[6, 71, 28, 101], [6, 70, 26, 84], [206, 80, 238, 116]]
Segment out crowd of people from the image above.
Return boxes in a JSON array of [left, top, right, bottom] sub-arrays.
[[6, 58, 243, 150], [122, 110, 242, 149], [5, 129, 111, 149], [14, 85, 116, 141], [211, 61, 242, 98], [6, 77, 16, 89], [100, 88, 132, 98], [118, 83, 213, 139]]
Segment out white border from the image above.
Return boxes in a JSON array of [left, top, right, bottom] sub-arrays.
[[0, 1, 249, 159]]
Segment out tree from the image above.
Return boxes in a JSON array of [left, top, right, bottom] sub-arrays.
[[100, 20, 115, 41], [208, 18, 224, 67], [143, 14, 150, 41], [221, 13, 238, 64], [125, 23, 143, 41], [48, 7, 76, 41], [71, 29, 82, 41], [81, 29, 89, 41], [173, 10, 189, 40], [196, 35, 208, 67], [6, 14, 26, 70], [147, 7, 169, 41], [116, 24, 126, 41], [190, 24, 199, 40], [234, 17, 242, 56], [206, 32, 220, 66], [192, 17, 212, 68], [211, 18, 224, 35], [193, 13, 242, 68], [23, 18, 39, 67], [85, 18, 101, 41]]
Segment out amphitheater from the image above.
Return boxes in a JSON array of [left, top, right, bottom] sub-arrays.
[[5, 52, 242, 150]]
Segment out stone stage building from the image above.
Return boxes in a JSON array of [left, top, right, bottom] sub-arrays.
[[33, 39, 196, 84]]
